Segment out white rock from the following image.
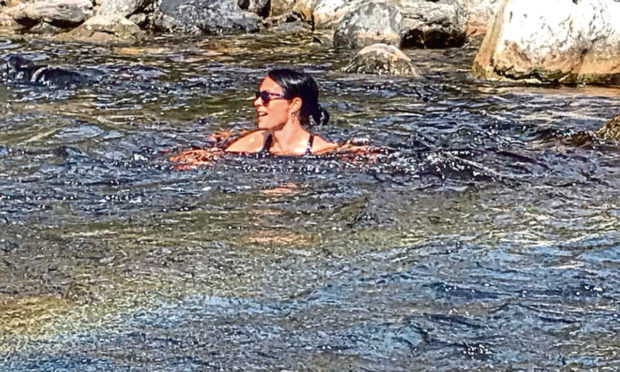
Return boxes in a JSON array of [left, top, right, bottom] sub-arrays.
[[473, 0, 620, 84]]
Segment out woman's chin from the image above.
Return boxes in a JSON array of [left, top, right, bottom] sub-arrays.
[[257, 119, 273, 130], [257, 118, 286, 131]]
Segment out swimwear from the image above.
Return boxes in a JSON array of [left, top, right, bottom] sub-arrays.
[[261, 134, 316, 155]]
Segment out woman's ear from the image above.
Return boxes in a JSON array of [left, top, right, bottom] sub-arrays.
[[290, 97, 302, 114]]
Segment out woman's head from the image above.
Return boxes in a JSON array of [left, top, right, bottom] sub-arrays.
[[255, 68, 329, 129]]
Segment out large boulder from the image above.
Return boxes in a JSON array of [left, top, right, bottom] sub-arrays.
[[63, 14, 144, 42], [333, 2, 402, 48], [343, 43, 419, 76], [152, 0, 261, 34], [397, 0, 467, 48], [332, 0, 471, 49], [8, 0, 93, 29], [97, 0, 153, 17], [473, 0, 620, 84], [595, 114, 620, 141]]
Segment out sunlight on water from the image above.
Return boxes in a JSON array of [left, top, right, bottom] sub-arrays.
[[0, 32, 619, 370]]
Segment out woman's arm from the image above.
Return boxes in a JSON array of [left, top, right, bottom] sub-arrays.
[[310, 134, 340, 155]]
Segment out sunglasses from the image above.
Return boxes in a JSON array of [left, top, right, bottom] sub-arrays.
[[255, 90, 288, 105]]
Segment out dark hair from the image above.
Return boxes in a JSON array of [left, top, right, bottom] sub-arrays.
[[267, 68, 330, 127]]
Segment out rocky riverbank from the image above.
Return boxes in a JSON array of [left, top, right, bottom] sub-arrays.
[[1, 0, 619, 85]]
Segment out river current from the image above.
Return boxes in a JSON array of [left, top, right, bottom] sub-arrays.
[[0, 32, 619, 371]]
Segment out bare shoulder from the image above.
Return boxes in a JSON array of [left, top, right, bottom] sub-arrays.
[[225, 130, 269, 153], [311, 134, 340, 155]]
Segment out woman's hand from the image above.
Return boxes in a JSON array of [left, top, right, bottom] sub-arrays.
[[333, 140, 383, 163], [168, 147, 224, 170]]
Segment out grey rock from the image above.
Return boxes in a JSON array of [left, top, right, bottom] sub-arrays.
[[153, 0, 261, 34], [343, 43, 419, 76], [397, 0, 467, 48], [64, 14, 144, 42], [8, 0, 94, 28], [311, 0, 364, 29], [97, 0, 153, 17], [333, 2, 402, 48], [29, 20, 63, 34], [237, 0, 269, 18]]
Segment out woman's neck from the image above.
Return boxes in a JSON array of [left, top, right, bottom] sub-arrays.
[[269, 117, 310, 155]]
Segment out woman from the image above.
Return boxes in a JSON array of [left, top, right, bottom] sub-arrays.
[[225, 68, 339, 155], [169, 69, 375, 168]]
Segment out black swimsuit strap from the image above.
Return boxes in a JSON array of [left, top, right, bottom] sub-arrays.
[[261, 134, 273, 154], [305, 134, 315, 155], [263, 134, 314, 155]]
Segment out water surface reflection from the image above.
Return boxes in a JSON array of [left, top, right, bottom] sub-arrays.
[[0, 33, 619, 370]]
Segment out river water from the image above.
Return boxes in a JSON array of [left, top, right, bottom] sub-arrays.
[[0, 31, 619, 371]]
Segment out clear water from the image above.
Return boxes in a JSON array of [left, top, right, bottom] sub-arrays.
[[1, 32, 619, 371]]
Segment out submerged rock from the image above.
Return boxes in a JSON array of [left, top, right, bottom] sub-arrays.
[[152, 0, 261, 34], [1, 54, 96, 87], [397, 0, 467, 48], [8, 0, 93, 29], [97, 0, 153, 17], [472, 0, 620, 84], [63, 14, 144, 42], [595, 114, 620, 141], [343, 43, 419, 76], [333, 2, 402, 48]]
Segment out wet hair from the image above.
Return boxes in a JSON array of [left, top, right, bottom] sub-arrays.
[[266, 68, 330, 127]]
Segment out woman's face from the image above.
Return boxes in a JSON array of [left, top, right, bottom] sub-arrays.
[[254, 77, 291, 131]]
